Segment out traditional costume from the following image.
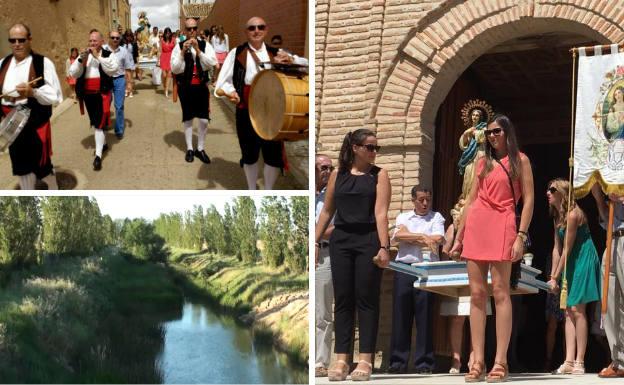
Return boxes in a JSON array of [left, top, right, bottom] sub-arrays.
[[0, 52, 62, 188]]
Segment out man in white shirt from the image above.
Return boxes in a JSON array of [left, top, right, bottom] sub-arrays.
[[171, 17, 217, 164], [103, 30, 133, 140], [149, 26, 160, 54], [69, 29, 119, 171], [214, 16, 308, 190], [0, 23, 62, 189], [315, 154, 335, 377], [388, 186, 445, 374]]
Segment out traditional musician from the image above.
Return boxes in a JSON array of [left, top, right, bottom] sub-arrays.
[[214, 16, 308, 190], [0, 23, 62, 189], [592, 184, 624, 378], [171, 17, 217, 164], [69, 29, 119, 171], [388, 186, 444, 374]]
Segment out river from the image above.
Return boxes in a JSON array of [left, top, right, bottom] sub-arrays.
[[155, 300, 307, 384]]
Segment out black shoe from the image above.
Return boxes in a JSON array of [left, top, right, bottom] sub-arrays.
[[415, 367, 432, 375], [185, 150, 194, 163], [93, 156, 102, 171], [194, 149, 211, 164], [387, 365, 406, 374], [116, 133, 124, 140]]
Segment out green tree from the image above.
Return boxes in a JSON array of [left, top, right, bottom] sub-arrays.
[[0, 196, 41, 269], [205, 205, 226, 254], [223, 203, 234, 254], [289, 196, 308, 272], [120, 218, 167, 262], [232, 197, 257, 263], [259, 196, 290, 268]]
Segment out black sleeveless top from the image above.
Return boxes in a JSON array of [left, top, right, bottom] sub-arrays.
[[334, 165, 380, 228]]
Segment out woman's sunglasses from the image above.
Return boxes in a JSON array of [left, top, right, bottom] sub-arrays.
[[359, 144, 381, 152], [484, 127, 503, 136], [547, 187, 557, 194]]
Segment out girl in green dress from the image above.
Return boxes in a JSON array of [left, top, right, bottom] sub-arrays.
[[546, 178, 601, 375]]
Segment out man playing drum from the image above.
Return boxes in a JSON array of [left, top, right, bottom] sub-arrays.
[[0, 23, 62, 189], [69, 29, 119, 171], [171, 17, 217, 164], [214, 16, 307, 190]]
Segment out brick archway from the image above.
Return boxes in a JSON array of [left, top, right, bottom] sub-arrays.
[[372, 0, 623, 214]]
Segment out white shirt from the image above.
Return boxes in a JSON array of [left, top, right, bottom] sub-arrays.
[[102, 44, 133, 77], [0, 55, 62, 107], [68, 50, 119, 79], [170, 41, 217, 75], [211, 34, 229, 53], [149, 35, 160, 49], [214, 42, 308, 97], [392, 210, 445, 264]]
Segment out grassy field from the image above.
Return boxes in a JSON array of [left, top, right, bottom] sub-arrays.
[[0, 249, 182, 383], [167, 248, 309, 363]]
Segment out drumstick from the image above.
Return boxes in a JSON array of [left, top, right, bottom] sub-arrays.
[[0, 77, 43, 99], [216, 88, 239, 103]]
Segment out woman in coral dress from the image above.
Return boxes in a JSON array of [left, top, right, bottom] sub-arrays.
[[160, 27, 176, 98], [451, 114, 534, 382]]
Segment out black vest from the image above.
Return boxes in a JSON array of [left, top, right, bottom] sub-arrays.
[[0, 53, 52, 128], [176, 40, 209, 86], [75, 49, 113, 99], [232, 43, 279, 104]]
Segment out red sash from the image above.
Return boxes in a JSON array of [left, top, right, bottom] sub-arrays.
[[191, 63, 201, 85], [238, 85, 252, 110], [79, 78, 111, 128], [1, 105, 52, 166]]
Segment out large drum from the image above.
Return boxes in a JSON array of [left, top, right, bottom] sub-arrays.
[[0, 105, 30, 152], [249, 69, 308, 141]]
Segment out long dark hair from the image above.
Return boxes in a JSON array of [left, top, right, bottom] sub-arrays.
[[480, 113, 521, 179], [338, 128, 376, 172], [163, 27, 173, 43]]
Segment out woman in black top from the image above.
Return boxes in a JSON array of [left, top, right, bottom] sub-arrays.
[[315, 128, 391, 381]]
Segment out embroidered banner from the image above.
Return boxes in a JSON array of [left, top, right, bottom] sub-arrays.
[[574, 46, 624, 197]]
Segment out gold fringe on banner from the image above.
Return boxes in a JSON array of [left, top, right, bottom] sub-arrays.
[[573, 171, 624, 199]]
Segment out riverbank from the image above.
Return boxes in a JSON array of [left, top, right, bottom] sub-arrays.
[[0, 250, 182, 383], [167, 248, 309, 364]]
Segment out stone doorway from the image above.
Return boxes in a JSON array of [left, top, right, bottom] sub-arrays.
[[431, 32, 612, 372]]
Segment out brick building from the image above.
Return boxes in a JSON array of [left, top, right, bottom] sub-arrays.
[[316, 0, 620, 373], [180, 0, 308, 57], [0, 0, 131, 98]]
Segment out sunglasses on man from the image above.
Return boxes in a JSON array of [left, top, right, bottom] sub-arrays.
[[247, 24, 266, 32], [186, 26, 198, 31], [319, 165, 334, 172], [8, 38, 27, 44], [110, 36, 121, 40], [359, 144, 381, 152]]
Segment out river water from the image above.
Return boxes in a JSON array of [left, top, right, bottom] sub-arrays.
[[155, 301, 307, 384]]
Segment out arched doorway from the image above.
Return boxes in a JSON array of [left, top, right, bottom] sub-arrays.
[[433, 31, 610, 372], [370, 1, 623, 372]]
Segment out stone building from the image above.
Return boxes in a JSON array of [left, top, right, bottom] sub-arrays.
[[316, 0, 619, 372], [0, 0, 131, 98]]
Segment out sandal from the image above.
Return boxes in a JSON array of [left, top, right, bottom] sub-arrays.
[[465, 361, 486, 383], [450, 357, 461, 374], [486, 362, 508, 383], [315, 366, 328, 377], [552, 360, 574, 375], [351, 360, 372, 381], [572, 360, 585, 375], [328, 360, 349, 382]]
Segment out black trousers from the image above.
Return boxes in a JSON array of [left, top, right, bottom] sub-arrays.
[[178, 84, 209, 122], [389, 268, 435, 370], [235, 108, 283, 168], [329, 225, 382, 353]]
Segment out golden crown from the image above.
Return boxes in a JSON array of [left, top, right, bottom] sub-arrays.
[[461, 99, 494, 128]]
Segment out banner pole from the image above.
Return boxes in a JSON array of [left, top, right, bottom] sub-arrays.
[[560, 50, 578, 309], [602, 202, 615, 315]]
